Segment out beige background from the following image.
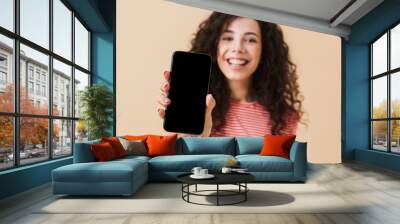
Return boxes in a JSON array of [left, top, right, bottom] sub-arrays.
[[116, 0, 341, 163]]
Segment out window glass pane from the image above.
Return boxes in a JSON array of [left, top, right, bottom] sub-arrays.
[[75, 120, 88, 143], [0, 0, 14, 31], [391, 120, 400, 153], [53, 119, 72, 157], [53, 0, 72, 60], [74, 18, 89, 70], [391, 72, 400, 118], [20, 0, 49, 49], [74, 69, 89, 118], [0, 34, 14, 112], [372, 121, 387, 151], [372, 76, 387, 119], [20, 44, 49, 115], [0, 116, 13, 170], [391, 24, 400, 70], [53, 59, 71, 117], [20, 117, 49, 165], [372, 33, 387, 76]]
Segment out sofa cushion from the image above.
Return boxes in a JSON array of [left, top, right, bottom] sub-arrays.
[[235, 137, 263, 155], [91, 142, 118, 161], [176, 137, 235, 155], [53, 159, 147, 183], [260, 135, 296, 159], [236, 155, 293, 172], [148, 154, 235, 172], [147, 134, 177, 157], [124, 135, 149, 141], [101, 137, 127, 158], [115, 155, 150, 163], [118, 138, 147, 156]]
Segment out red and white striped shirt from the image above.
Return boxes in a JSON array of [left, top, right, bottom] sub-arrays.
[[211, 100, 299, 137]]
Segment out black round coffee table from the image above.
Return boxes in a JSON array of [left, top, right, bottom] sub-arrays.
[[177, 173, 255, 206]]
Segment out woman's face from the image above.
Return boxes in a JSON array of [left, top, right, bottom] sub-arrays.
[[217, 17, 262, 82]]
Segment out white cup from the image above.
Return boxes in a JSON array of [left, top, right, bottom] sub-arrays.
[[191, 167, 202, 176], [221, 167, 232, 174], [200, 169, 208, 176]]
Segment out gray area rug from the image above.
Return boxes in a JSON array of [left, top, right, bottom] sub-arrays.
[[37, 183, 362, 214]]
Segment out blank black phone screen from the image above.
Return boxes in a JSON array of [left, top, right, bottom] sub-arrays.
[[163, 51, 211, 134]]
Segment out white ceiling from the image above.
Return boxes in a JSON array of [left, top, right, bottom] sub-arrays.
[[166, 0, 384, 38]]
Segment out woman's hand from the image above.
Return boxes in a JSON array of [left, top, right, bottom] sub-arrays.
[[202, 94, 216, 137], [158, 70, 216, 137]]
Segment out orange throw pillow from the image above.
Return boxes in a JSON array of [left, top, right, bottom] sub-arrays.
[[91, 142, 117, 161], [101, 137, 126, 158], [146, 134, 177, 157], [260, 135, 296, 159], [124, 135, 149, 141]]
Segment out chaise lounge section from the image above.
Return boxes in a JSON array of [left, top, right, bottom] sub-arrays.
[[52, 140, 149, 195], [52, 137, 307, 196]]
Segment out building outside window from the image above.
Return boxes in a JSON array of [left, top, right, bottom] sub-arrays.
[[54, 88, 58, 103], [35, 70, 40, 81], [0, 54, 7, 90], [0, 71, 6, 84], [28, 66, 34, 79], [0, 54, 7, 67], [28, 81, 34, 94], [41, 73, 46, 83], [42, 85, 46, 97], [35, 83, 40, 95]]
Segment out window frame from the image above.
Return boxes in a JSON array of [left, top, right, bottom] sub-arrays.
[[0, 0, 92, 171], [370, 20, 400, 154]]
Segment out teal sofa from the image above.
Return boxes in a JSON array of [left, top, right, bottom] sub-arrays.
[[52, 137, 307, 196]]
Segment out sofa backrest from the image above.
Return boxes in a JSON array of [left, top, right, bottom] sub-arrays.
[[176, 137, 236, 155], [235, 137, 264, 155], [75, 136, 303, 161], [73, 139, 100, 163]]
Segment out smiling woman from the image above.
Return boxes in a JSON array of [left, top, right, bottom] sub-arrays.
[[158, 12, 303, 137]]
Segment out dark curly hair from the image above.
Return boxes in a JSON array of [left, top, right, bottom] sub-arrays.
[[190, 12, 303, 134]]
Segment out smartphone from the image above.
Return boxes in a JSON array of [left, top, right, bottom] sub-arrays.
[[163, 51, 212, 134]]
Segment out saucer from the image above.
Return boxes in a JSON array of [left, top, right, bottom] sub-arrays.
[[190, 174, 215, 179], [232, 170, 249, 174]]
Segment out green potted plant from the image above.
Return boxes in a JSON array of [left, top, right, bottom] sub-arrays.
[[79, 84, 113, 140]]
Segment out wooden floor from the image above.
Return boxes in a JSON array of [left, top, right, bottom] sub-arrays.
[[1, 162, 400, 224]]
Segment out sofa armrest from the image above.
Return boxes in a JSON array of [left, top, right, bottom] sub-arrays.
[[73, 140, 100, 163], [289, 141, 307, 181]]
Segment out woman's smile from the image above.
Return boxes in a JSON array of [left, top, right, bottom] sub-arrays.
[[226, 57, 250, 71]]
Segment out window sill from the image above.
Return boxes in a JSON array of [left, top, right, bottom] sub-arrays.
[[355, 148, 400, 172], [0, 156, 72, 176]]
